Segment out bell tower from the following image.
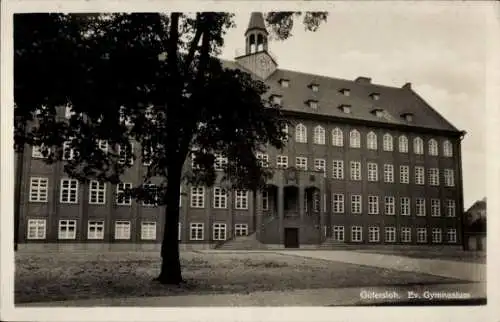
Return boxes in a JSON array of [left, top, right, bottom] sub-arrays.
[[245, 12, 269, 54]]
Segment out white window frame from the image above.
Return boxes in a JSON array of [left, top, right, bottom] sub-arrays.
[[332, 160, 344, 179], [313, 126, 325, 145], [428, 168, 440, 186], [415, 166, 425, 185], [276, 155, 288, 169], [256, 153, 269, 168], [142, 184, 158, 207], [428, 139, 439, 156], [431, 199, 441, 217], [414, 137, 424, 155], [383, 134, 393, 151], [417, 228, 427, 243], [213, 187, 228, 209], [399, 135, 408, 153], [116, 183, 132, 206], [87, 220, 104, 240], [416, 198, 426, 216], [190, 187, 205, 208], [368, 195, 379, 215], [32, 145, 50, 159], [385, 226, 396, 243], [432, 228, 442, 243], [97, 140, 108, 154], [314, 158, 326, 176], [350, 161, 362, 181], [29, 177, 49, 202], [351, 226, 363, 242], [351, 195, 362, 214], [367, 132, 377, 150], [446, 200, 456, 217], [213, 223, 227, 241], [65, 105, 75, 119], [400, 165, 409, 184], [62, 140, 75, 161], [58, 219, 77, 240], [190, 223, 204, 240], [332, 193, 344, 213], [332, 128, 343, 147], [89, 180, 106, 205], [444, 169, 455, 187], [385, 196, 395, 215], [367, 163, 378, 182], [401, 227, 412, 243], [443, 140, 453, 157], [114, 221, 131, 240], [295, 123, 307, 143], [368, 226, 380, 242], [118, 142, 134, 165], [235, 190, 249, 210], [60, 178, 79, 204], [383, 164, 394, 183], [400, 197, 410, 216], [349, 129, 361, 148], [214, 153, 228, 171], [234, 224, 249, 237], [295, 156, 308, 171], [333, 226, 345, 241], [447, 228, 457, 243], [27, 219, 46, 240], [141, 221, 157, 240]]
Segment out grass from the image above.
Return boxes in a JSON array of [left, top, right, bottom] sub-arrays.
[[15, 251, 467, 304], [355, 248, 486, 264]]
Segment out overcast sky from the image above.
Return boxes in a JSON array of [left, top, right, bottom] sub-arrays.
[[219, 3, 489, 209]]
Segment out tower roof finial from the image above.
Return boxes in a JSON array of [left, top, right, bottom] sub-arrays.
[[245, 12, 268, 36]]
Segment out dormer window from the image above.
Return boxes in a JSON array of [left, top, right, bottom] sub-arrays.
[[307, 100, 319, 110], [339, 88, 350, 96], [279, 79, 290, 88], [271, 95, 282, 105], [371, 108, 384, 118], [401, 113, 414, 122], [309, 82, 319, 92], [370, 93, 380, 101], [339, 104, 351, 114]]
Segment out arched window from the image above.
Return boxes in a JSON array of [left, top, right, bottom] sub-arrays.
[[399, 135, 408, 153], [350, 129, 361, 148], [295, 123, 307, 143], [313, 125, 325, 145], [414, 137, 424, 155], [367, 132, 377, 150], [443, 140, 453, 157], [428, 139, 439, 156], [383, 133, 393, 151], [332, 128, 343, 147]]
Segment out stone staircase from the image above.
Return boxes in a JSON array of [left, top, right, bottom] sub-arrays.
[[216, 232, 268, 250], [319, 237, 351, 249]]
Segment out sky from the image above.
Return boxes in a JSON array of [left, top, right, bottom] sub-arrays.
[[219, 3, 489, 210]]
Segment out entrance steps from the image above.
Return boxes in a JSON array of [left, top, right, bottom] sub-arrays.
[[215, 233, 268, 250]]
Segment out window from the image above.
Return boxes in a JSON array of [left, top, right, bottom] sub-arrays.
[[446, 200, 456, 217], [413, 137, 424, 155], [431, 199, 441, 217], [444, 169, 455, 187], [214, 153, 228, 171], [142, 184, 158, 206], [178, 222, 182, 241], [351, 195, 362, 214], [262, 191, 269, 210], [295, 157, 308, 170], [97, 140, 109, 154], [332, 160, 344, 179], [235, 224, 248, 237], [213, 187, 228, 209], [368, 226, 380, 242], [295, 123, 307, 143], [340, 88, 350, 96], [351, 226, 362, 242], [314, 159, 326, 176], [399, 165, 409, 184], [27, 219, 46, 239], [350, 161, 361, 181], [60, 179, 79, 204], [349, 130, 361, 148], [276, 155, 288, 169], [256, 153, 269, 168], [332, 128, 343, 146], [367, 132, 377, 150], [447, 228, 457, 243], [401, 227, 412, 243], [417, 228, 427, 243], [383, 164, 394, 183], [29, 177, 49, 202], [370, 93, 380, 100], [88, 220, 104, 240], [416, 198, 426, 216], [313, 126, 325, 144], [385, 226, 396, 243], [385, 196, 395, 215], [235, 190, 249, 209], [428, 139, 439, 156], [443, 140, 453, 157], [311, 84, 319, 92], [190, 223, 204, 240], [272, 95, 282, 105], [368, 196, 379, 215], [398, 135, 408, 153], [65, 105, 75, 119], [32, 145, 50, 159], [141, 222, 157, 240], [116, 183, 132, 206], [62, 140, 75, 160], [383, 134, 393, 151], [190, 187, 205, 208], [332, 193, 344, 213], [432, 228, 442, 243], [115, 221, 131, 240], [119, 106, 133, 126], [333, 226, 345, 241], [280, 79, 289, 88], [213, 223, 227, 241], [367, 163, 378, 182], [89, 180, 106, 205], [415, 166, 425, 185], [118, 143, 134, 165], [428, 168, 440, 186], [400, 197, 410, 216]]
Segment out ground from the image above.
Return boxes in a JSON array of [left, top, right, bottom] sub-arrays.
[[15, 250, 469, 304], [356, 248, 486, 263]]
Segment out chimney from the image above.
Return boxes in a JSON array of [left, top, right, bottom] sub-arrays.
[[403, 82, 412, 90], [354, 76, 371, 84]]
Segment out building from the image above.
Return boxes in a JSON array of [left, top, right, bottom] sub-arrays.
[[15, 12, 465, 250], [463, 198, 486, 251]]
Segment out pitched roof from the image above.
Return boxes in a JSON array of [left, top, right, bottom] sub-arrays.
[[466, 198, 487, 214], [221, 59, 462, 134], [246, 12, 268, 35]]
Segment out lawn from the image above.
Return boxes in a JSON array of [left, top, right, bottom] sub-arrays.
[[15, 251, 467, 304], [355, 248, 486, 264]]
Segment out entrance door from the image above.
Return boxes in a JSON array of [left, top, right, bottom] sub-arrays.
[[284, 228, 299, 248]]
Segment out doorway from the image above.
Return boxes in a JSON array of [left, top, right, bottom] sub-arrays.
[[284, 228, 299, 248]]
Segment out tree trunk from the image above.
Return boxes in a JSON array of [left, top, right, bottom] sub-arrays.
[[154, 164, 184, 285]]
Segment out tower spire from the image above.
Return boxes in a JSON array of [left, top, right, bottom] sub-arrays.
[[245, 12, 269, 54]]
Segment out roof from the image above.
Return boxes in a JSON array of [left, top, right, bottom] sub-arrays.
[[221, 59, 462, 134], [245, 12, 268, 35], [466, 198, 487, 214]]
